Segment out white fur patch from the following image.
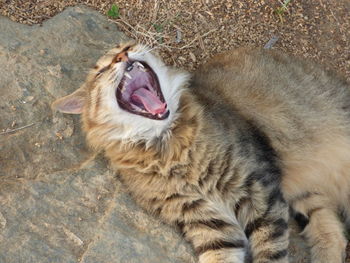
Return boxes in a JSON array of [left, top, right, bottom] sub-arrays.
[[199, 248, 246, 263], [90, 44, 190, 143]]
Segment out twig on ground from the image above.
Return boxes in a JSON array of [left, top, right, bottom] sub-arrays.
[[264, 36, 279, 49], [114, 16, 216, 52], [150, 0, 160, 23], [0, 123, 35, 135], [178, 29, 216, 50]]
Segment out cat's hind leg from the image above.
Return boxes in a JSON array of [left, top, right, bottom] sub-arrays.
[[301, 207, 347, 263], [291, 193, 347, 263]]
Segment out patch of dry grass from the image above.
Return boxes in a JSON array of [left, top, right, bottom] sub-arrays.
[[0, 0, 349, 81]]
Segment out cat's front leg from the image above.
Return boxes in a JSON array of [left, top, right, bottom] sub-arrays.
[[178, 216, 249, 263], [244, 190, 289, 263]]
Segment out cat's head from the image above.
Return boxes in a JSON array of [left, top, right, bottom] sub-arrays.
[[52, 42, 190, 147]]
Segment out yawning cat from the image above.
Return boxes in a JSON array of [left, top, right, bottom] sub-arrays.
[[52, 42, 350, 263]]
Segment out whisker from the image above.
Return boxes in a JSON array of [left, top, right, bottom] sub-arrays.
[[131, 45, 158, 57]]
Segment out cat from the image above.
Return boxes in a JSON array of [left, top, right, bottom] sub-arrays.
[[52, 41, 350, 263]]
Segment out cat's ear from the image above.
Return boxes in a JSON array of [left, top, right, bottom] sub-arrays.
[[51, 87, 86, 114]]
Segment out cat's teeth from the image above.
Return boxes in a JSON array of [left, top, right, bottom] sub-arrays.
[[136, 62, 148, 72], [135, 62, 144, 68], [124, 72, 132, 79], [136, 109, 147, 114]]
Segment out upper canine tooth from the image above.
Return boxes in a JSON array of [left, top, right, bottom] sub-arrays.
[[124, 72, 132, 79], [136, 62, 144, 68], [138, 67, 148, 73]]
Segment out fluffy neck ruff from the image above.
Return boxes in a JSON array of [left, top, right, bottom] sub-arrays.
[[92, 90, 203, 175]]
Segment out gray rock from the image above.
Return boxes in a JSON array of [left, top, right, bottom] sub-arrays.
[[0, 5, 309, 263]]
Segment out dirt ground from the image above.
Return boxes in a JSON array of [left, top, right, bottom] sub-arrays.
[[1, 0, 350, 261], [1, 0, 349, 79]]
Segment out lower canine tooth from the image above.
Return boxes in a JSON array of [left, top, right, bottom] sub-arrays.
[[124, 72, 132, 79]]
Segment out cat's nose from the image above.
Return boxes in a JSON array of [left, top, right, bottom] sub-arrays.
[[113, 50, 129, 63]]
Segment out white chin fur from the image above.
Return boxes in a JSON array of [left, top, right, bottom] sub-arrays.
[[94, 44, 190, 143]]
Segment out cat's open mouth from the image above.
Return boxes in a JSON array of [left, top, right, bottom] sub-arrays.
[[116, 61, 169, 120]]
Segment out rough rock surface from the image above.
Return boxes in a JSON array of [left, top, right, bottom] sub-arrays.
[[0, 6, 309, 263]]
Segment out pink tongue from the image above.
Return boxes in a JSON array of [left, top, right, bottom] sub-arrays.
[[131, 87, 166, 115]]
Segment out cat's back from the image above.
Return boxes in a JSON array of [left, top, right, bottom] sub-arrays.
[[191, 47, 350, 153]]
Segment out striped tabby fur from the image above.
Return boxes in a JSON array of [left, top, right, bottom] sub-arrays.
[[53, 42, 350, 263]]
